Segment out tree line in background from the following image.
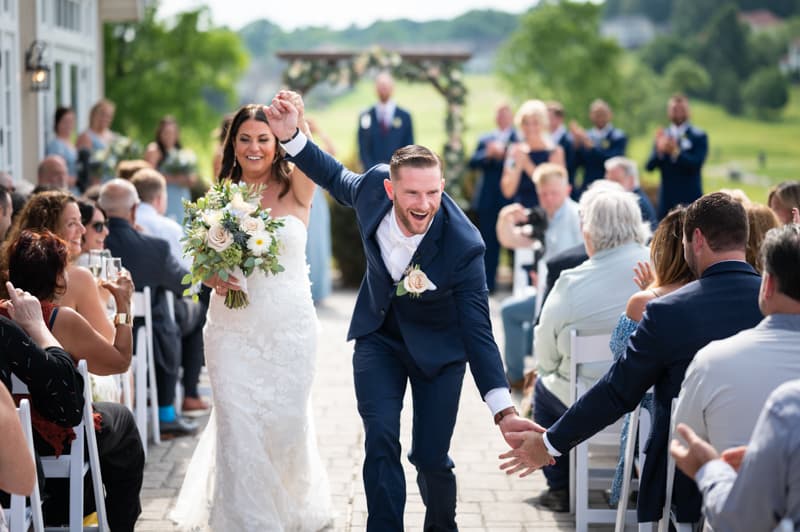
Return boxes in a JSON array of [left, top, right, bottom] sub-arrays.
[[101, 0, 799, 166], [499, 0, 799, 127]]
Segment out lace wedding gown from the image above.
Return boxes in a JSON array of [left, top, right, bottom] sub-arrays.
[[170, 215, 333, 531]]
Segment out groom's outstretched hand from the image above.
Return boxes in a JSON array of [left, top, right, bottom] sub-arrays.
[[265, 91, 300, 141]]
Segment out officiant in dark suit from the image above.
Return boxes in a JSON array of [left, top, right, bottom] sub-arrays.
[[358, 71, 414, 170], [268, 91, 542, 532], [646, 94, 708, 219], [468, 103, 517, 292]]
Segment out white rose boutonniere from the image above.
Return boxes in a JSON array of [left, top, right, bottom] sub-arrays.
[[206, 223, 234, 252], [396, 265, 437, 298]]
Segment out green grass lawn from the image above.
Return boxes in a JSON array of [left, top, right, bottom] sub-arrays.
[[303, 74, 799, 205]]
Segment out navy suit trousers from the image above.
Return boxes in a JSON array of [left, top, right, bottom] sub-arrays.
[[354, 309, 465, 532]]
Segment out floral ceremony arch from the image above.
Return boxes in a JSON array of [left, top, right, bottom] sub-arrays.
[[277, 48, 471, 204]]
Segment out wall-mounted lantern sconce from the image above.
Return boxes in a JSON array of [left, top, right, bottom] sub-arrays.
[[25, 41, 50, 92]]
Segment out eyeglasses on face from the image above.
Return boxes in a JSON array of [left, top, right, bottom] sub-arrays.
[[90, 220, 109, 232]]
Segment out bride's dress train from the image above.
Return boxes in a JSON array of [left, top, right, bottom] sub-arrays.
[[170, 215, 333, 531]]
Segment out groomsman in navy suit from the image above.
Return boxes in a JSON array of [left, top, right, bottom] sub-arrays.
[[468, 103, 517, 292], [358, 71, 415, 170], [267, 91, 542, 532], [646, 94, 708, 219], [570, 99, 627, 197], [547, 101, 577, 196]]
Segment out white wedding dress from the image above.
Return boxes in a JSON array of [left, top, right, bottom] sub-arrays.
[[170, 215, 333, 531]]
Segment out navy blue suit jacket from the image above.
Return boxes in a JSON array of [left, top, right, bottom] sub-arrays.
[[291, 139, 508, 397], [554, 131, 577, 197], [645, 124, 708, 218], [358, 106, 414, 170], [575, 127, 627, 194], [633, 187, 658, 230], [468, 129, 517, 215], [546, 260, 762, 522]]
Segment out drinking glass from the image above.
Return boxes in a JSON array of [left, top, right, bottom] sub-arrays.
[[88, 250, 104, 278], [104, 257, 123, 280]]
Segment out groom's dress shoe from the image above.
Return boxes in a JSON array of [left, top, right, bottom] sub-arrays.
[[160, 416, 198, 437]]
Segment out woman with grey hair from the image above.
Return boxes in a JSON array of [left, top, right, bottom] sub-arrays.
[[528, 181, 651, 512]]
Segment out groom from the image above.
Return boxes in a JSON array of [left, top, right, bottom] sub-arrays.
[[267, 92, 541, 531]]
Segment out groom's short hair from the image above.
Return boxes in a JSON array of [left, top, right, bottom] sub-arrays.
[[389, 145, 442, 180]]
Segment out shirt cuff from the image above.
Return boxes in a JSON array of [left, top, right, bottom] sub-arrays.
[[280, 130, 308, 157], [484, 387, 514, 417], [542, 431, 562, 457], [695, 459, 733, 486]]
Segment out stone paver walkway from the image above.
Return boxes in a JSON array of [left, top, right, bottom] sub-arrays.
[[134, 290, 596, 531]]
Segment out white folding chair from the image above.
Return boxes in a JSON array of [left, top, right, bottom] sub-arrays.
[[132, 287, 160, 449], [569, 329, 637, 532], [657, 399, 693, 532], [36, 360, 109, 531], [163, 291, 184, 416], [614, 390, 652, 532], [4, 399, 44, 532]]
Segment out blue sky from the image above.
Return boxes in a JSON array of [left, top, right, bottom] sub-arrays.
[[158, 0, 538, 31]]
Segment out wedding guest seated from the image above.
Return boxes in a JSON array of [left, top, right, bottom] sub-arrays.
[[76, 199, 109, 266], [37, 155, 70, 190], [671, 380, 800, 532], [608, 206, 694, 506], [131, 168, 209, 414], [495, 163, 582, 389], [100, 179, 199, 435], [2, 191, 115, 341], [1, 232, 143, 531], [744, 202, 779, 273], [0, 283, 83, 519], [603, 156, 658, 229], [0, 381, 36, 497], [530, 182, 650, 511], [768, 181, 800, 225], [674, 223, 800, 453]]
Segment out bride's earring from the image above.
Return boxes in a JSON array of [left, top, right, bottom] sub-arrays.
[[233, 158, 238, 168]]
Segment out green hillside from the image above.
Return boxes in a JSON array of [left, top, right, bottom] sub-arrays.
[[306, 74, 799, 204]]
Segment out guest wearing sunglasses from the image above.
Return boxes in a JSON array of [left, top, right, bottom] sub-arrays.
[[77, 199, 110, 262]]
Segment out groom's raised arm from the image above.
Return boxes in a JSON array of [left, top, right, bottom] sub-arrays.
[[269, 94, 363, 208]]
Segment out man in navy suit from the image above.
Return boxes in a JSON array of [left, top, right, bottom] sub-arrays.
[[499, 192, 763, 525], [358, 71, 414, 171], [468, 103, 517, 292], [646, 94, 708, 219], [570, 99, 627, 197], [547, 101, 577, 195], [268, 92, 541, 532]]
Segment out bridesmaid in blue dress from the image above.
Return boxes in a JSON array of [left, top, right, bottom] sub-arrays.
[[304, 117, 334, 304], [608, 206, 694, 505], [45, 107, 79, 193], [499, 99, 565, 294], [144, 116, 197, 222], [76, 99, 117, 188]]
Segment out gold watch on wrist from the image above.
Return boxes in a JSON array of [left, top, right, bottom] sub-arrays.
[[113, 312, 134, 326]]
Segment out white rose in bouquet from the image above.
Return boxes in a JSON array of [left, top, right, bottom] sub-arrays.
[[240, 215, 266, 235], [230, 192, 259, 216], [207, 223, 234, 252]]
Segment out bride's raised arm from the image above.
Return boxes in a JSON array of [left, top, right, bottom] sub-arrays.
[[271, 91, 317, 208]]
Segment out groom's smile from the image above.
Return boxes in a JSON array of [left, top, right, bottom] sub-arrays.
[[384, 165, 444, 236]]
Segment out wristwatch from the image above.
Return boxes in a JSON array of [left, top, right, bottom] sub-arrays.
[[280, 127, 300, 144], [113, 312, 133, 326], [494, 406, 518, 425]]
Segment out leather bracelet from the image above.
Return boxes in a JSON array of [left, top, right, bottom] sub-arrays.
[[113, 312, 133, 326], [280, 127, 300, 144], [494, 406, 518, 425]]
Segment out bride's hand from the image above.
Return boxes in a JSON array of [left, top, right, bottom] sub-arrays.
[[205, 274, 240, 296]]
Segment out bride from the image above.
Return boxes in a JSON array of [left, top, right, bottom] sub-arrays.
[[170, 96, 333, 531]]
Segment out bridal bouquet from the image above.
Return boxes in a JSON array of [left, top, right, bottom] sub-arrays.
[[181, 181, 285, 309]]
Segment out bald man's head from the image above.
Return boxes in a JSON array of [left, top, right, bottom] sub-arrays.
[[37, 155, 69, 189]]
